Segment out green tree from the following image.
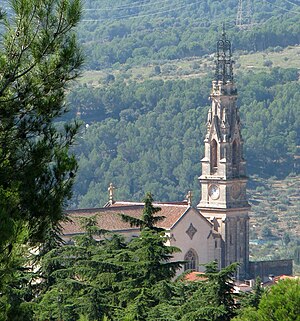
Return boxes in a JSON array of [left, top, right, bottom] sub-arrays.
[[0, 244, 36, 321], [120, 192, 165, 231], [36, 194, 182, 321], [177, 262, 239, 321], [233, 279, 300, 321], [36, 216, 124, 321], [0, 0, 83, 319], [294, 246, 300, 265], [261, 226, 272, 238], [114, 193, 182, 320], [283, 232, 291, 246], [239, 277, 264, 310], [0, 0, 83, 251]]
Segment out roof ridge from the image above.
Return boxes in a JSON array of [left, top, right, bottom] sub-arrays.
[[66, 201, 190, 213], [113, 201, 189, 207]]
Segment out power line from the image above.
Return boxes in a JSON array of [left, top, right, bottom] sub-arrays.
[[83, 0, 173, 11], [81, 0, 300, 26], [263, 0, 300, 14], [82, 0, 203, 22], [84, 0, 152, 10], [279, 0, 300, 7], [256, 13, 284, 26]]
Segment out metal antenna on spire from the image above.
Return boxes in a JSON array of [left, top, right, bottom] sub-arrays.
[[236, 0, 253, 29], [222, 21, 226, 37], [215, 25, 234, 83]]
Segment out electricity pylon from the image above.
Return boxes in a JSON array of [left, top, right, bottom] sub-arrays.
[[236, 0, 253, 29]]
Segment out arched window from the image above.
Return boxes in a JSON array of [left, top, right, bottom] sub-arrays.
[[232, 140, 238, 166], [184, 249, 198, 271], [210, 139, 218, 173]]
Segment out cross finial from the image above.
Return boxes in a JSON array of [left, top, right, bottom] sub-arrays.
[[186, 191, 193, 206], [108, 183, 116, 204]]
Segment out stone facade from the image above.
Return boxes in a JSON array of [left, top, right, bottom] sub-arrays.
[[249, 259, 293, 281]]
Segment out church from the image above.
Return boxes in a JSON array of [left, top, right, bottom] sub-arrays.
[[62, 31, 292, 280]]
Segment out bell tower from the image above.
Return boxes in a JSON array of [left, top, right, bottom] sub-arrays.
[[197, 28, 250, 279]]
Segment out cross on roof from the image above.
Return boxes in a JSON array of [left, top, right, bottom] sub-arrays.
[[186, 190, 193, 206], [108, 183, 116, 204]]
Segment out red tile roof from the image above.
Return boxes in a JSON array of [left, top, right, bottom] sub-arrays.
[[274, 275, 299, 282], [183, 271, 207, 282], [62, 201, 190, 236]]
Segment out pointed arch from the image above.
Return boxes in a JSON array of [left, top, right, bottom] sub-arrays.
[[210, 139, 218, 173], [184, 248, 198, 271]]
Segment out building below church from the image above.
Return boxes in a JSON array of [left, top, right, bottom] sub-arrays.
[[62, 30, 293, 280]]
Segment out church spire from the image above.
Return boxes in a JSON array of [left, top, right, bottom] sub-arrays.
[[214, 23, 234, 83], [198, 28, 250, 279]]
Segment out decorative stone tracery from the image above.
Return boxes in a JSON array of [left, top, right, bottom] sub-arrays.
[[184, 249, 198, 271], [186, 223, 197, 240]]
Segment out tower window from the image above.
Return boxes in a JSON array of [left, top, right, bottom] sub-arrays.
[[211, 139, 218, 173], [184, 249, 198, 271]]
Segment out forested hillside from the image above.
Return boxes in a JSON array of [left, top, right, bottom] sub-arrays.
[[67, 0, 300, 209], [77, 0, 300, 69], [70, 68, 299, 208]]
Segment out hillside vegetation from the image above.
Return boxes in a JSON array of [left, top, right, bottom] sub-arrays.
[[248, 174, 300, 273], [70, 68, 299, 208], [78, 44, 300, 85], [77, 0, 300, 69]]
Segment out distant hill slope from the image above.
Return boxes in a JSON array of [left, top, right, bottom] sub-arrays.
[[248, 174, 300, 272], [67, 0, 300, 210], [70, 68, 299, 209], [77, 44, 300, 87], [77, 0, 300, 69]]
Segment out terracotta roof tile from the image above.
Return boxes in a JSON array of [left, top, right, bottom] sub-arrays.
[[183, 271, 207, 282], [274, 275, 299, 282], [62, 202, 190, 236]]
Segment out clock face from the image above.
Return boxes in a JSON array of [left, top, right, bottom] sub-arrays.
[[209, 184, 220, 200]]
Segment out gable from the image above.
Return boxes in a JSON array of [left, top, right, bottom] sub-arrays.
[[171, 207, 213, 230], [171, 207, 213, 242]]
